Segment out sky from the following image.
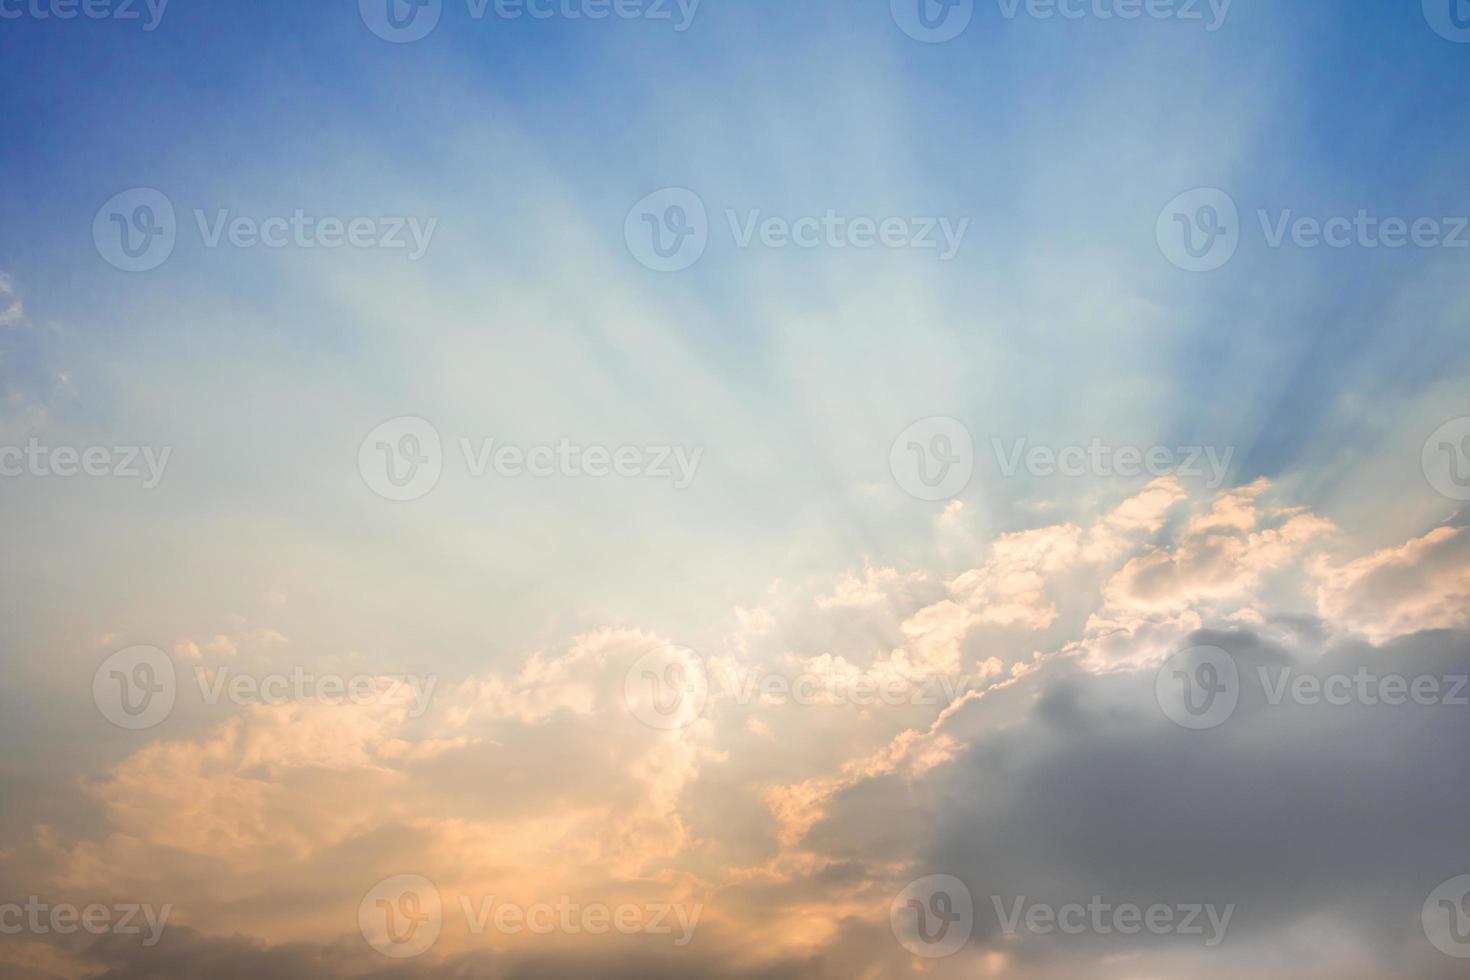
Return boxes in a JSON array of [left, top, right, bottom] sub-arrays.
[[1, 0, 1470, 977]]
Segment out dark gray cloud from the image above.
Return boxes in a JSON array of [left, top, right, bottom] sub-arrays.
[[807, 626, 1470, 976]]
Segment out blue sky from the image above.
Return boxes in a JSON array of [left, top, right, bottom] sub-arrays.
[[2, 3, 1470, 977], [1, 0, 1466, 736]]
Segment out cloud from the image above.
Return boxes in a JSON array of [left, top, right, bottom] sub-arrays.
[[202, 635, 237, 657], [0, 272, 23, 328], [59, 925, 832, 980], [15, 483, 1470, 977], [40, 629, 717, 956], [794, 626, 1470, 979], [814, 562, 926, 611], [1315, 525, 1470, 643]]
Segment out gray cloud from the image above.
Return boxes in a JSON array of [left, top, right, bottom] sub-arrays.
[[805, 626, 1470, 977]]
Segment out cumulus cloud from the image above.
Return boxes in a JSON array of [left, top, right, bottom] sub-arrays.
[[1315, 524, 1470, 643], [12, 481, 1470, 977]]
